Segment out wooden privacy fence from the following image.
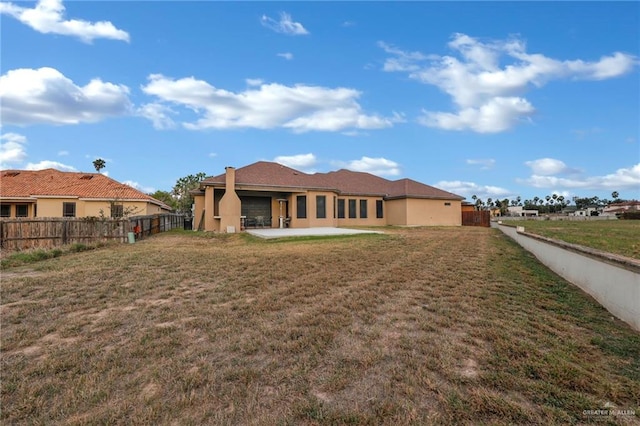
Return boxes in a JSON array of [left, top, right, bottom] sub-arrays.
[[462, 210, 491, 227], [0, 214, 185, 252]]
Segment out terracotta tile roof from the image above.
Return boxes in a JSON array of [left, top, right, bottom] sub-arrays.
[[0, 169, 170, 208], [201, 161, 464, 200]]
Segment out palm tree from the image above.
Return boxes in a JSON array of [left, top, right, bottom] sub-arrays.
[[611, 191, 620, 203], [93, 158, 106, 173]]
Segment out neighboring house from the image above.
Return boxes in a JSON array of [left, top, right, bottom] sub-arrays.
[[570, 207, 601, 217], [461, 202, 476, 212], [507, 206, 539, 217], [0, 169, 172, 218], [191, 161, 464, 232], [602, 201, 640, 216]]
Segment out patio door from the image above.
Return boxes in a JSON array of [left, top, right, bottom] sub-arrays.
[[240, 196, 272, 222]]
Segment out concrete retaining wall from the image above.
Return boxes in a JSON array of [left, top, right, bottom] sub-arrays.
[[494, 223, 640, 332]]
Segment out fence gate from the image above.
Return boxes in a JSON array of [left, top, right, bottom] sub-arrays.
[[462, 211, 490, 227]]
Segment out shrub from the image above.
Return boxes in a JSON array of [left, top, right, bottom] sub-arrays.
[[620, 211, 640, 220]]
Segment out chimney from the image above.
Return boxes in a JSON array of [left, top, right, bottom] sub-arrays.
[[225, 166, 236, 192]]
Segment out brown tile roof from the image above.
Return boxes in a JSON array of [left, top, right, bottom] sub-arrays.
[[201, 161, 463, 200], [0, 169, 171, 208]]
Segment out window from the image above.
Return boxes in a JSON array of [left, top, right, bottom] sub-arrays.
[[111, 203, 124, 218], [444, 202, 451, 206], [360, 200, 368, 219], [0, 205, 10, 217], [316, 196, 326, 219], [337, 199, 345, 219], [348, 199, 357, 219], [296, 196, 307, 219], [16, 205, 28, 217], [63, 202, 76, 217], [376, 200, 384, 219], [34, 205, 38, 217]]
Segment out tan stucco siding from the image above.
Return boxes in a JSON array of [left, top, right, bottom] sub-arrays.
[[405, 199, 461, 226], [21, 198, 162, 219], [385, 199, 408, 225], [0, 202, 36, 218], [306, 191, 338, 227], [36, 198, 82, 217], [193, 192, 205, 230]]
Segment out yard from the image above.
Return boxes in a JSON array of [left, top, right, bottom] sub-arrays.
[[1, 227, 639, 425], [504, 219, 640, 260]]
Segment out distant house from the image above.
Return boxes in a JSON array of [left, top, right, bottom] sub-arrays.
[[602, 200, 640, 216], [570, 206, 601, 217], [0, 169, 172, 218], [507, 206, 539, 217], [191, 161, 464, 232]]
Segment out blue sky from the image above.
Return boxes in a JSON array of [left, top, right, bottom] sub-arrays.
[[1, 1, 639, 203]]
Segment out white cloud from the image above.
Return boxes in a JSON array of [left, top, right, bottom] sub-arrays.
[[273, 153, 317, 171], [123, 180, 155, 194], [381, 33, 639, 133], [419, 97, 534, 133], [1, 67, 132, 125], [466, 158, 496, 170], [277, 52, 294, 60], [246, 78, 264, 86], [137, 103, 176, 130], [25, 160, 76, 172], [525, 158, 570, 176], [0, 132, 28, 168], [434, 180, 512, 200], [335, 156, 402, 177], [141, 74, 397, 133], [522, 163, 640, 190], [58, 150, 69, 156], [0, 0, 129, 43], [208, 152, 217, 158], [261, 12, 308, 35]]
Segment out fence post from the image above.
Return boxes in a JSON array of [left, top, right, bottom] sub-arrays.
[[62, 220, 68, 245]]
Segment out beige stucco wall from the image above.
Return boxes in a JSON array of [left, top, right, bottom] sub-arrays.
[[193, 192, 206, 230], [16, 198, 162, 218], [385, 199, 409, 225], [384, 198, 461, 226], [0, 202, 36, 218], [406, 199, 461, 226]]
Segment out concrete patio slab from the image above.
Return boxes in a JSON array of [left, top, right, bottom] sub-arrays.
[[246, 227, 383, 239]]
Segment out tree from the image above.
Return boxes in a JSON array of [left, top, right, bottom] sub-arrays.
[[149, 190, 177, 210], [93, 158, 106, 172], [172, 172, 207, 216], [611, 191, 620, 203]]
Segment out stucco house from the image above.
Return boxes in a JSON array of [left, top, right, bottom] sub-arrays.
[[0, 169, 172, 218], [191, 161, 464, 232]]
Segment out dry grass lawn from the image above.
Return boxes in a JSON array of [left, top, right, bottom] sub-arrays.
[[1, 227, 639, 425]]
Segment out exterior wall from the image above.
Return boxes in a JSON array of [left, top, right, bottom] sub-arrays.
[[289, 192, 309, 229], [3, 198, 161, 219], [385, 198, 461, 226], [306, 190, 338, 228], [37, 198, 82, 217], [193, 192, 206, 231], [0, 202, 36, 218], [406, 199, 461, 226], [495, 223, 640, 332], [385, 199, 408, 225], [335, 196, 386, 227]]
